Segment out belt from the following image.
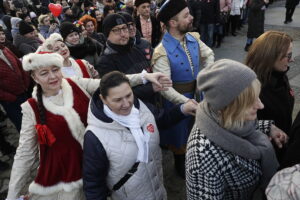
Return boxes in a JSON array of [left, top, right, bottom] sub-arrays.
[[173, 80, 196, 94]]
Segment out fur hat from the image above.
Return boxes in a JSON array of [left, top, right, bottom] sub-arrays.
[[197, 59, 257, 111], [22, 52, 64, 71], [40, 33, 64, 52], [134, 0, 150, 7], [102, 13, 127, 37], [60, 22, 80, 40], [157, 0, 187, 24], [19, 20, 34, 35]]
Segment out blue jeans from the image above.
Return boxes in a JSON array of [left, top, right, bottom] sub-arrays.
[[200, 24, 214, 48], [214, 24, 223, 35]]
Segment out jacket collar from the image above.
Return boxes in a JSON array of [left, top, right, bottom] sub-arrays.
[[162, 32, 197, 53], [90, 88, 140, 123]]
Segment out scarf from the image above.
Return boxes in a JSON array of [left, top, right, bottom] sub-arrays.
[[103, 104, 150, 163], [196, 101, 279, 188]]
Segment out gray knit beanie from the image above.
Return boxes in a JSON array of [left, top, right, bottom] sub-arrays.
[[197, 59, 257, 111]]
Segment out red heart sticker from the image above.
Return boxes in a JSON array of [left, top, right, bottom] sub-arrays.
[[147, 124, 154, 133]]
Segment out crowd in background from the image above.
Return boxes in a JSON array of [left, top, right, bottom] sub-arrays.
[[0, 0, 300, 199]]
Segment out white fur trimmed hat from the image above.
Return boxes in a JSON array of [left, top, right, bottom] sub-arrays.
[[40, 33, 64, 52], [22, 52, 64, 71]]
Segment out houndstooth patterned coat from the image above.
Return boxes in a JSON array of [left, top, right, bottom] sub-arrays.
[[186, 121, 272, 200]]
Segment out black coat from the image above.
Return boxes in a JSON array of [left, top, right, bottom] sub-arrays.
[[67, 37, 103, 66], [257, 70, 294, 135], [247, 0, 265, 38], [135, 15, 162, 48], [95, 39, 155, 103], [286, 0, 300, 7], [189, 0, 220, 26], [281, 111, 300, 169]]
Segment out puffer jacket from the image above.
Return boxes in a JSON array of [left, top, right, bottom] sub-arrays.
[[83, 89, 186, 200]]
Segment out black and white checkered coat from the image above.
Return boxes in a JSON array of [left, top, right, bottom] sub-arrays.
[[186, 121, 272, 200]]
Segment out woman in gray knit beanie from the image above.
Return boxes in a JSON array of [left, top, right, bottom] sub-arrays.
[[186, 59, 279, 200]]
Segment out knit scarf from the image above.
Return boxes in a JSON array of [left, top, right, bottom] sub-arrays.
[[103, 104, 150, 163], [196, 101, 279, 188]]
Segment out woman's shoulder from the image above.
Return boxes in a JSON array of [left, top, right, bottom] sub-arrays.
[[187, 127, 230, 170]]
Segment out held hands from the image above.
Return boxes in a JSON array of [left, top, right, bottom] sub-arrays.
[[269, 124, 289, 148], [182, 99, 198, 116], [144, 72, 172, 92]]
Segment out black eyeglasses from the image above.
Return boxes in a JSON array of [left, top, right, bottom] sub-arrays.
[[286, 52, 292, 60], [111, 26, 129, 34]]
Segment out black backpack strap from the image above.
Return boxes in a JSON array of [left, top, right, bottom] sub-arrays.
[[112, 162, 140, 191]]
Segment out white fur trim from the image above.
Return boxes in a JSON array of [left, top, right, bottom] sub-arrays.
[[32, 79, 86, 146], [29, 179, 82, 195], [22, 52, 64, 71], [41, 33, 64, 52]]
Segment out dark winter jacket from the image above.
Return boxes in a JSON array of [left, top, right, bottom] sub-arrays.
[[89, 32, 106, 46], [257, 69, 294, 135], [134, 30, 152, 62], [135, 15, 162, 48], [0, 39, 22, 58], [189, 0, 220, 26], [247, 0, 266, 38], [0, 45, 30, 102], [281, 111, 300, 168], [83, 89, 185, 199], [95, 39, 155, 102], [286, 0, 300, 7], [2, 15, 13, 41], [66, 36, 103, 66], [13, 34, 40, 56]]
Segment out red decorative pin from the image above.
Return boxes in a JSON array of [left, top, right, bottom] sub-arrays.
[[147, 124, 155, 133], [290, 89, 294, 97]]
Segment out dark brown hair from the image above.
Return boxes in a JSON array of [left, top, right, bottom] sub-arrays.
[[245, 31, 292, 86], [100, 71, 130, 98], [36, 84, 47, 124]]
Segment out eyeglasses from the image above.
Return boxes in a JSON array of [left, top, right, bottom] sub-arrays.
[[111, 26, 129, 34], [127, 22, 135, 28], [285, 52, 292, 60]]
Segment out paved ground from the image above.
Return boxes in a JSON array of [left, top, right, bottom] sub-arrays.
[[1, 1, 300, 199]]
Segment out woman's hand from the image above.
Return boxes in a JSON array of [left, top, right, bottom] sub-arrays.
[[181, 99, 198, 116], [144, 72, 172, 92], [269, 124, 289, 148]]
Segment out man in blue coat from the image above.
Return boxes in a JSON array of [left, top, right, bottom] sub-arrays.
[[152, 0, 214, 178]]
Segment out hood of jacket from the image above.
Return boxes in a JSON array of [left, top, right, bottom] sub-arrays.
[[11, 17, 21, 29], [87, 88, 141, 131], [13, 34, 40, 48]]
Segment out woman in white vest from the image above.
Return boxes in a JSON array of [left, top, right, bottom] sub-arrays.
[[6, 51, 172, 200], [83, 71, 197, 200]]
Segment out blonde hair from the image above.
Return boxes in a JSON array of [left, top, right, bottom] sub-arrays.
[[38, 14, 49, 25], [221, 79, 261, 129]]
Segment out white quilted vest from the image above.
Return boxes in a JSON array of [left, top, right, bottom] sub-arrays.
[[86, 100, 167, 200]]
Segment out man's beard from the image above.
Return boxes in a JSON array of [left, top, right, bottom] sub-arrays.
[[178, 22, 193, 35]]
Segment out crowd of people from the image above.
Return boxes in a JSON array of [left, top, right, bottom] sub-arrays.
[[0, 0, 299, 199]]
